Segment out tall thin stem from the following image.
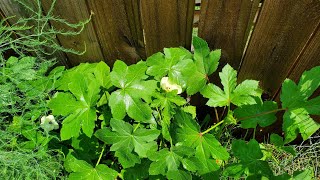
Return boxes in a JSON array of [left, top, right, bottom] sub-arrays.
[[202, 120, 225, 135], [96, 144, 106, 167]]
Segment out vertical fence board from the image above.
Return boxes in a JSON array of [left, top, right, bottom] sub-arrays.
[[87, 0, 145, 66], [238, 0, 320, 96], [0, 0, 69, 66], [198, 0, 260, 69], [41, 0, 104, 66], [141, 0, 195, 56], [287, 26, 320, 85]]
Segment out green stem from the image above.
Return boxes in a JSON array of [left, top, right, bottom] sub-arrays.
[[238, 108, 287, 121], [253, 128, 256, 139], [96, 144, 106, 167], [133, 122, 140, 132], [202, 120, 225, 135]]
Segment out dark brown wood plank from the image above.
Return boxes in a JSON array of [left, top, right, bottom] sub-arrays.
[[41, 0, 104, 66], [198, 0, 260, 69], [238, 0, 320, 97], [87, 0, 146, 66], [141, 0, 195, 56], [287, 25, 320, 85], [0, 0, 69, 66]]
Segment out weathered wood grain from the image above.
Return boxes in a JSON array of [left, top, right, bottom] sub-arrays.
[[198, 0, 260, 69], [287, 25, 320, 87], [141, 0, 195, 56], [238, 0, 320, 97], [41, 0, 104, 66], [87, 0, 146, 66]]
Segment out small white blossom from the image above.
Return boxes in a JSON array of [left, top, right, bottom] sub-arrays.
[[160, 77, 182, 94], [40, 115, 59, 132]]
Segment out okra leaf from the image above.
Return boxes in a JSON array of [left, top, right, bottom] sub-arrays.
[[224, 139, 273, 179], [148, 145, 195, 176], [95, 119, 160, 158], [166, 170, 192, 180], [48, 61, 111, 140], [201, 64, 262, 107], [48, 75, 100, 140], [270, 134, 296, 156], [115, 149, 141, 168], [146, 48, 194, 88], [146, 48, 192, 79], [151, 92, 187, 141], [186, 37, 220, 95], [67, 158, 118, 180], [172, 110, 229, 174], [122, 159, 152, 180], [94, 61, 112, 89], [280, 66, 320, 143], [234, 101, 278, 129], [109, 60, 157, 123]]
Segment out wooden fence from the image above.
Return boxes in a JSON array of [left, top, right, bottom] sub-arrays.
[[1, 0, 320, 103]]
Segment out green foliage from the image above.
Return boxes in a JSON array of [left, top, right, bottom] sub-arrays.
[[234, 100, 278, 129], [109, 60, 157, 123], [224, 139, 273, 179], [95, 118, 160, 159], [2, 35, 319, 179], [66, 153, 118, 180], [280, 66, 320, 143], [45, 37, 318, 179], [0, 55, 64, 179], [172, 110, 229, 174], [48, 62, 110, 140], [0, 0, 90, 62], [201, 64, 262, 107]]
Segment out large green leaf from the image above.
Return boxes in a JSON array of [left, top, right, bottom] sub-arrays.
[[48, 61, 111, 140], [48, 76, 100, 140], [186, 37, 220, 95], [122, 159, 152, 180], [67, 158, 118, 180], [115, 149, 141, 168], [224, 139, 273, 179], [234, 100, 278, 129], [151, 92, 187, 141], [94, 61, 112, 89], [166, 170, 192, 180], [95, 119, 159, 161], [109, 60, 157, 123], [172, 110, 229, 174], [280, 66, 320, 143], [148, 145, 195, 176], [270, 134, 296, 156], [201, 64, 262, 107], [146, 47, 194, 88]]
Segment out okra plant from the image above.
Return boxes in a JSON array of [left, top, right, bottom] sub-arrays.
[[47, 37, 318, 179]]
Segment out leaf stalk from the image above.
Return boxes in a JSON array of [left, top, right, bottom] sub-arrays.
[[202, 120, 225, 135], [96, 144, 106, 167]]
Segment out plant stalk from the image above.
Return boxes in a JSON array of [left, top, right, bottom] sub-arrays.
[[96, 144, 106, 167], [202, 120, 224, 135]]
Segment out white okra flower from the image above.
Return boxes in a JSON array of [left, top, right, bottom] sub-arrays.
[[40, 115, 59, 132], [160, 77, 182, 94]]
